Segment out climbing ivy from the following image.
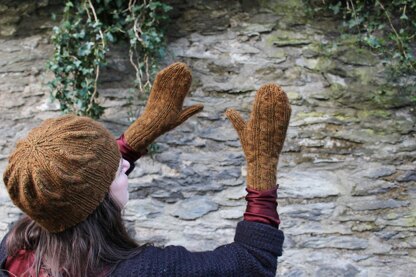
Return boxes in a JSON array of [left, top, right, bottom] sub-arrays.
[[47, 0, 172, 119], [303, 0, 415, 77]]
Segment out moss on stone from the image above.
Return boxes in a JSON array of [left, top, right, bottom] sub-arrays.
[[337, 47, 378, 66], [295, 111, 326, 120], [258, 0, 307, 19], [385, 212, 398, 220], [405, 211, 416, 227], [352, 67, 379, 85], [315, 57, 334, 72], [333, 113, 360, 123], [372, 88, 413, 109], [357, 109, 392, 119], [287, 91, 302, 101], [265, 30, 311, 48], [268, 48, 286, 59], [351, 222, 379, 232]]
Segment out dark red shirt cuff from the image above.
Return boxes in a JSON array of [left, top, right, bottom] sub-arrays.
[[116, 134, 147, 175], [244, 185, 280, 228]]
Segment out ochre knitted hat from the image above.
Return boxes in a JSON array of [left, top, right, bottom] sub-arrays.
[[3, 115, 121, 233]]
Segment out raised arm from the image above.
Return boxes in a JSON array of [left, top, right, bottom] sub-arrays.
[[116, 62, 203, 175], [226, 84, 291, 228], [114, 83, 292, 276], [115, 221, 283, 276]]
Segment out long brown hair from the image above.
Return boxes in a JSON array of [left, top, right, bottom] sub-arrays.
[[6, 194, 147, 276]]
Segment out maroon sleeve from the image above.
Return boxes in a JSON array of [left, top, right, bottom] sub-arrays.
[[116, 134, 148, 175], [244, 185, 280, 228]]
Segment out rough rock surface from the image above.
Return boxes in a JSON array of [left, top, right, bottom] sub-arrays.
[[0, 0, 415, 276]]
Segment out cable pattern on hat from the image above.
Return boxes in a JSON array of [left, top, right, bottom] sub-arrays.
[[3, 115, 121, 233]]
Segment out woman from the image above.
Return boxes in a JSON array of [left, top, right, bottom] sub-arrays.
[[0, 62, 291, 276]]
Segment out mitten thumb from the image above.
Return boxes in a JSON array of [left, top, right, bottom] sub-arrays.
[[174, 104, 204, 128], [225, 108, 246, 140]]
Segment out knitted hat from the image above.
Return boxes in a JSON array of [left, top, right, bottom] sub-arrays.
[[3, 115, 121, 233]]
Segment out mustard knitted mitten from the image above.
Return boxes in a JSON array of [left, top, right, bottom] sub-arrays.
[[225, 84, 291, 191], [124, 62, 203, 152]]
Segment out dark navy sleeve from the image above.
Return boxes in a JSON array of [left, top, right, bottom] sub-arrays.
[[114, 221, 284, 276]]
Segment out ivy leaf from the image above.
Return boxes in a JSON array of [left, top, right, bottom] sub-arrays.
[[76, 99, 86, 110], [364, 35, 381, 49], [400, 13, 408, 20], [105, 32, 115, 43], [329, 2, 341, 15], [78, 42, 94, 56], [65, 65, 74, 72], [64, 1, 74, 13], [79, 87, 88, 97], [47, 0, 171, 119], [393, 52, 401, 59], [348, 17, 364, 29], [156, 3, 172, 13], [73, 60, 82, 68], [78, 30, 86, 39]]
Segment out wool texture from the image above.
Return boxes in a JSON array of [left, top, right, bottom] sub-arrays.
[[226, 84, 291, 191], [124, 62, 204, 153], [0, 221, 284, 276], [2, 115, 121, 233]]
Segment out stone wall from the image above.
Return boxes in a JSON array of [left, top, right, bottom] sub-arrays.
[[0, 0, 415, 276]]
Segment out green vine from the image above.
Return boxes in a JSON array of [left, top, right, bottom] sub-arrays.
[[303, 0, 416, 77], [47, 0, 172, 119]]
